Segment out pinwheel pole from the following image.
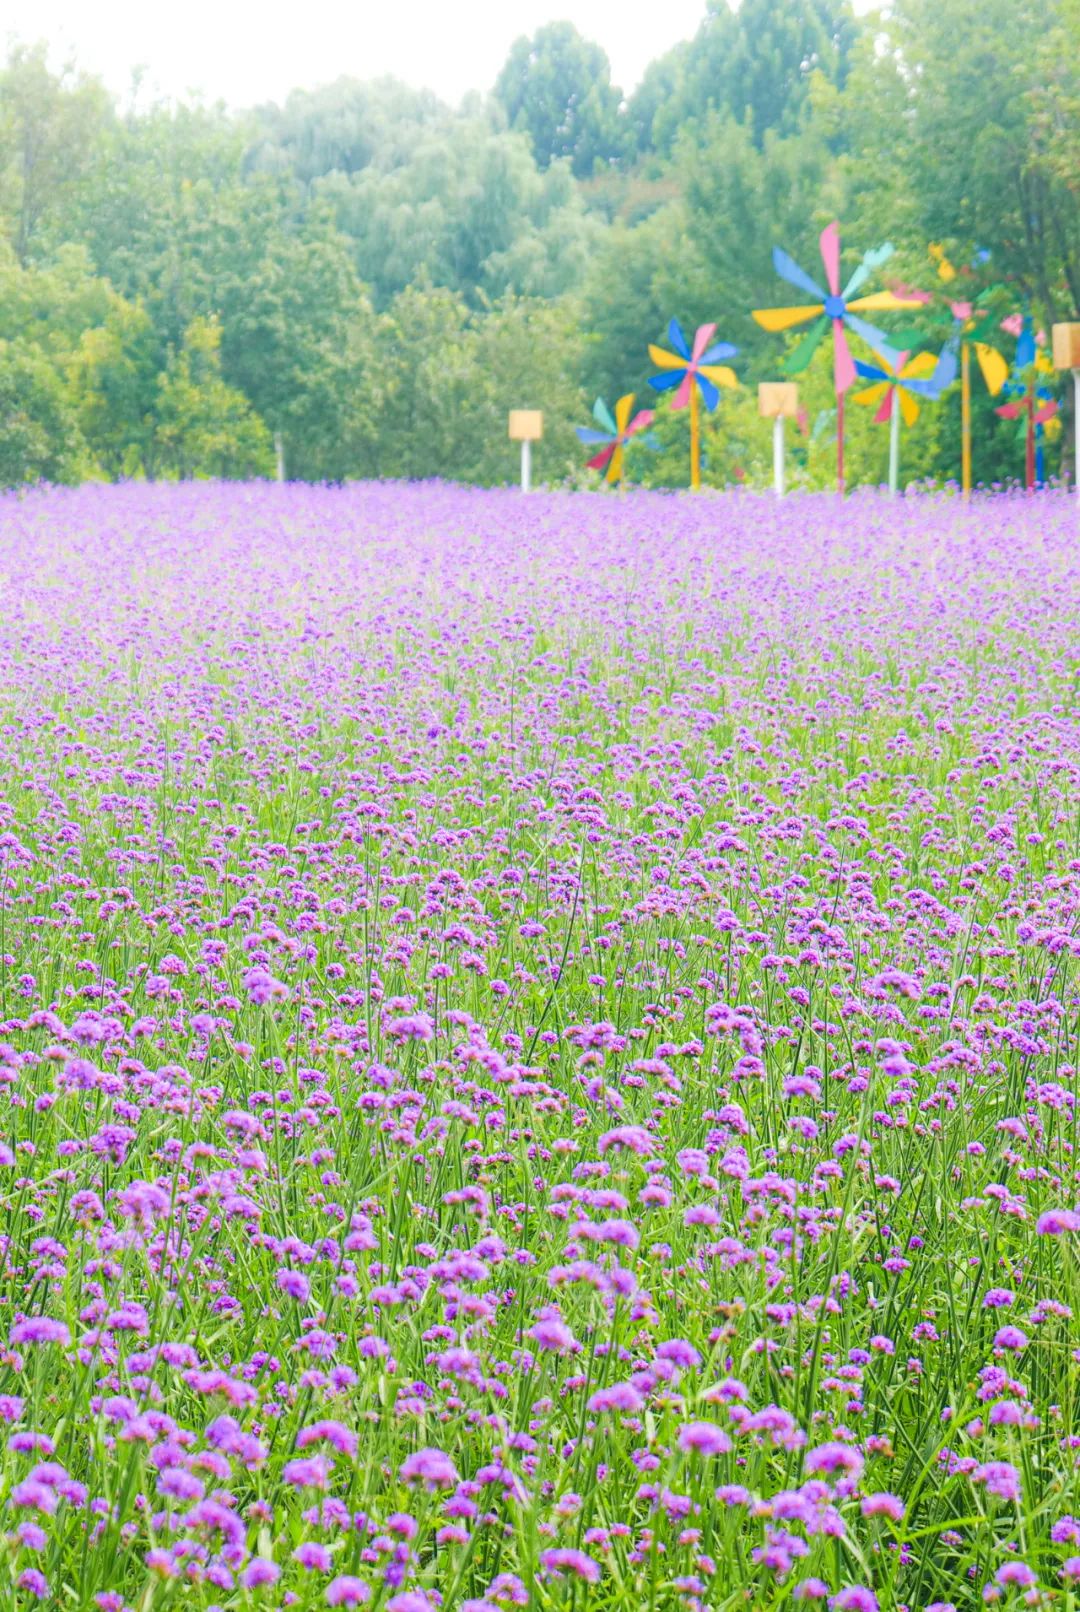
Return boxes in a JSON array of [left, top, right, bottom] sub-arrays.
[[689, 384, 701, 491], [1052, 324, 1080, 498], [961, 343, 972, 496]]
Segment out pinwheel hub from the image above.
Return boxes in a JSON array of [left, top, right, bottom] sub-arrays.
[[824, 296, 846, 320]]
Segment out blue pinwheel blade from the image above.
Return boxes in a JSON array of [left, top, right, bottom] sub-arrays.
[[1016, 320, 1035, 369], [772, 246, 826, 301], [845, 313, 904, 370], [854, 359, 889, 383], [843, 242, 894, 299], [696, 373, 720, 412], [648, 371, 685, 393], [667, 318, 691, 360], [576, 428, 614, 444], [931, 346, 959, 390], [699, 341, 738, 364], [903, 378, 943, 400]]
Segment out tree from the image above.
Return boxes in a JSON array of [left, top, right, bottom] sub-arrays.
[[0, 45, 111, 263], [152, 317, 272, 480], [0, 339, 88, 486], [493, 23, 625, 176]]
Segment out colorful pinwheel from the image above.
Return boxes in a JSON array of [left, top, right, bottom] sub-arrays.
[[576, 395, 656, 484], [648, 319, 738, 490], [752, 222, 922, 491], [853, 349, 948, 495], [995, 315, 1059, 489]]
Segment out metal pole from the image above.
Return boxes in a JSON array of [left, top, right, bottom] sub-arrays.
[[1074, 370, 1080, 500], [521, 440, 531, 493], [836, 391, 845, 495], [888, 396, 900, 497], [274, 432, 285, 483], [773, 414, 784, 498]]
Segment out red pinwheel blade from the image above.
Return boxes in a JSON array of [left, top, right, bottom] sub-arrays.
[[587, 444, 616, 471], [820, 222, 841, 297], [691, 323, 717, 362]]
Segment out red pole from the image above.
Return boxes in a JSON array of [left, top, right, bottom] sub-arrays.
[[1026, 389, 1035, 491], [837, 391, 845, 495]]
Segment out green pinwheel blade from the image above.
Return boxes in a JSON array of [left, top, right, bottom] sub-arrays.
[[592, 397, 618, 435], [783, 315, 830, 375]]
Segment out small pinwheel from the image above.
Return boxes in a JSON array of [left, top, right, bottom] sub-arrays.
[[576, 394, 656, 484], [995, 315, 1059, 489], [752, 222, 921, 490], [648, 319, 738, 490], [853, 349, 947, 495]]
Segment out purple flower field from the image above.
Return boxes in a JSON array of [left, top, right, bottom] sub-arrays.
[[2, 480, 1080, 1612]]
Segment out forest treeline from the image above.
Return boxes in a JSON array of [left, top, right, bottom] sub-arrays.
[[2, 0, 1079, 491]]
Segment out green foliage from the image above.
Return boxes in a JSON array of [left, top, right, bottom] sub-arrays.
[[151, 317, 273, 481], [374, 287, 584, 484], [493, 22, 625, 176], [0, 338, 88, 486]]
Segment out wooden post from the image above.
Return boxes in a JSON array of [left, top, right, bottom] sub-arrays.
[[758, 383, 798, 500], [508, 411, 543, 492], [1051, 325, 1080, 500]]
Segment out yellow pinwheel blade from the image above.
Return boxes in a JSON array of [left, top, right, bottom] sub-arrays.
[[752, 305, 822, 333], [614, 393, 635, 434], [847, 290, 927, 312], [699, 364, 738, 389], [852, 382, 888, 408], [901, 351, 938, 380], [899, 389, 919, 428], [973, 342, 1008, 396], [649, 345, 685, 370], [606, 443, 623, 483]]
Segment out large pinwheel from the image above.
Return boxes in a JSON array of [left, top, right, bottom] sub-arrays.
[[752, 222, 921, 490], [995, 315, 1059, 489], [852, 349, 948, 496], [648, 319, 738, 490], [576, 394, 656, 485]]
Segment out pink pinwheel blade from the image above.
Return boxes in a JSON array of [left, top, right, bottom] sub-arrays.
[[873, 391, 893, 426], [587, 444, 616, 471], [691, 323, 717, 362], [625, 410, 655, 435], [820, 222, 841, 297], [672, 372, 694, 410], [833, 321, 856, 393]]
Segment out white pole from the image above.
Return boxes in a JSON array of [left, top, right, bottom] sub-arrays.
[[275, 432, 285, 483], [888, 397, 900, 497], [1073, 370, 1080, 500], [521, 440, 531, 493], [773, 414, 785, 498]]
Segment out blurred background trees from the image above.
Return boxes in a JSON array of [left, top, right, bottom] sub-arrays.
[[0, 0, 1076, 489]]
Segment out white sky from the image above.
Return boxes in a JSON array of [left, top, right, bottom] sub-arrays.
[[3, 0, 713, 109]]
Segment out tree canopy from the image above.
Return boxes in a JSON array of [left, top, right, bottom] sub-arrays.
[[0, 0, 1076, 490]]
